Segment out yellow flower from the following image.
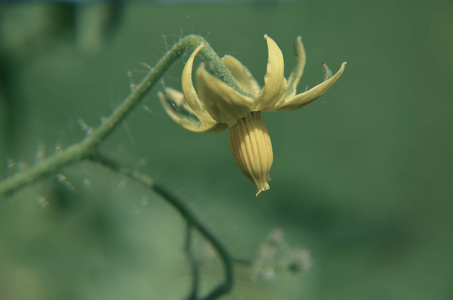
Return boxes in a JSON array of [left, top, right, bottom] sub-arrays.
[[159, 35, 346, 196]]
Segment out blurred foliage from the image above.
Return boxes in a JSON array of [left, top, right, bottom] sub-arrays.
[[1, 1, 453, 299]]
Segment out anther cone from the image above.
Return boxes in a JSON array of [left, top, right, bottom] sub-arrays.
[[228, 112, 273, 196]]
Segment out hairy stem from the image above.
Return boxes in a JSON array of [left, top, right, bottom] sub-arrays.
[[0, 35, 238, 197], [90, 153, 233, 300]]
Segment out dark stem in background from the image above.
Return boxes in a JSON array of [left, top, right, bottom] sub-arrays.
[[90, 153, 233, 300], [185, 223, 200, 300]]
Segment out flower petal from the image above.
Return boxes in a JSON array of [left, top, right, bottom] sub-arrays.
[[158, 87, 227, 133], [254, 35, 288, 112], [276, 62, 347, 113], [196, 62, 254, 127], [222, 55, 261, 97], [181, 44, 212, 117], [286, 36, 306, 99]]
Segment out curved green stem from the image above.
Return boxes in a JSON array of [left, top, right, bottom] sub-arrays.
[[185, 223, 200, 300], [89, 153, 233, 300], [153, 184, 233, 300], [0, 35, 238, 197]]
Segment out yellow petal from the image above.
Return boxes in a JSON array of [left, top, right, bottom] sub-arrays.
[[196, 63, 254, 127], [222, 55, 261, 97], [162, 87, 216, 124], [286, 36, 306, 99], [160, 87, 195, 114], [158, 88, 227, 133], [255, 35, 288, 112], [276, 62, 347, 113], [181, 44, 212, 117]]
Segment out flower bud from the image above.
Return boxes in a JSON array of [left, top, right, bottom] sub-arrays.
[[228, 112, 273, 196]]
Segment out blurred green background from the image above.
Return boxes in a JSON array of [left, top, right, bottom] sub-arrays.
[[1, 1, 453, 299]]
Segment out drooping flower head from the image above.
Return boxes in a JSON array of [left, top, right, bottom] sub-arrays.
[[159, 35, 346, 196]]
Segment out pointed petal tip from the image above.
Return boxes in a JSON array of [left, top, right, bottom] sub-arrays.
[[295, 36, 303, 48], [276, 59, 347, 113], [322, 61, 346, 80], [335, 61, 347, 74], [263, 34, 274, 42], [255, 180, 270, 197], [323, 61, 347, 68], [255, 184, 270, 197]]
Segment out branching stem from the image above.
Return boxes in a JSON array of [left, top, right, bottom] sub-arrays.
[[0, 34, 238, 299], [0, 35, 238, 197], [185, 223, 200, 300]]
